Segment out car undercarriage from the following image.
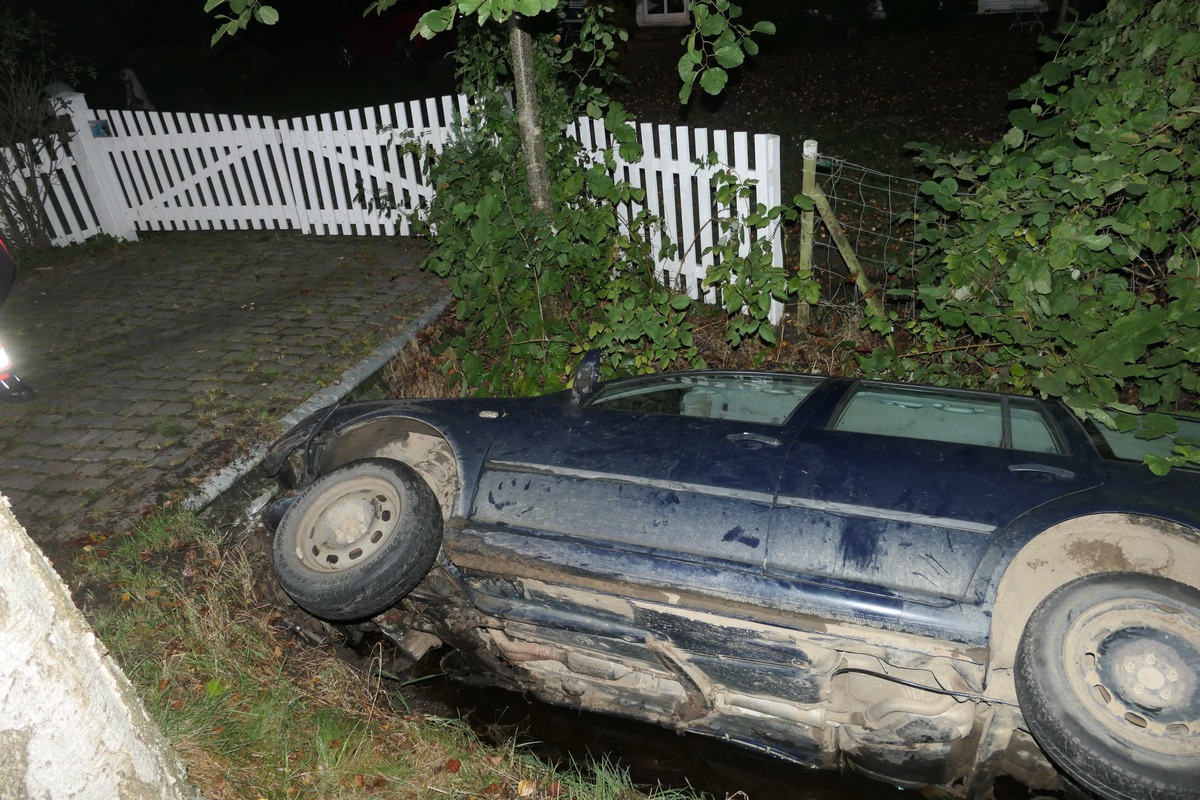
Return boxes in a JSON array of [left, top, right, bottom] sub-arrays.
[[371, 547, 1068, 798]]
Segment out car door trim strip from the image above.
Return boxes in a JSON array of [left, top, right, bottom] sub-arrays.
[[775, 495, 997, 534], [484, 459, 777, 504], [485, 459, 996, 534]]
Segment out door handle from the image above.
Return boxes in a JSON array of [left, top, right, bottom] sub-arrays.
[[726, 432, 782, 449], [1008, 463, 1075, 480]]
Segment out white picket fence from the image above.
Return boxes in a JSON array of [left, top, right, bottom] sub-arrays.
[[0, 135, 105, 247], [571, 116, 782, 314], [2, 92, 783, 321]]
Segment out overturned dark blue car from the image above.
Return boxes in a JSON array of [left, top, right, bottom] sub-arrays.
[[262, 367, 1200, 800]]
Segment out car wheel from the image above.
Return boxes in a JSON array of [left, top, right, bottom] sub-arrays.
[[273, 458, 443, 621], [1015, 572, 1200, 800]]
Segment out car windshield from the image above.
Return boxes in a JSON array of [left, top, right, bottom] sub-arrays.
[[587, 372, 823, 426]]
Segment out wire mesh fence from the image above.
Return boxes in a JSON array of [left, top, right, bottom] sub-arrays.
[[803, 147, 926, 319]]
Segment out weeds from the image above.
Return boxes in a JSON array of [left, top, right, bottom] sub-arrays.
[[149, 416, 187, 437], [76, 510, 701, 800]]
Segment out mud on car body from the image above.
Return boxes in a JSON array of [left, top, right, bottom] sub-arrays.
[[262, 367, 1200, 800]]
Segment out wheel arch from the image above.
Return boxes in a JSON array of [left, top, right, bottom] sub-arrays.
[[318, 417, 462, 521], [988, 513, 1200, 671]]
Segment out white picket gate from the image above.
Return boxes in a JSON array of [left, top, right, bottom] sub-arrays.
[[4, 92, 784, 321], [89, 107, 298, 233], [282, 95, 471, 236]]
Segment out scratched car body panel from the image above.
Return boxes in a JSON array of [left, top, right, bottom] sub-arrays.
[[263, 370, 1200, 799]]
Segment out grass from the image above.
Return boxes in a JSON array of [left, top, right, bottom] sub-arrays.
[[75, 510, 701, 800], [222, 350, 256, 366], [150, 416, 188, 438], [9, 233, 131, 270]]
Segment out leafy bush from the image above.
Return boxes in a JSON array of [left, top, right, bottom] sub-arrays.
[[896, 0, 1199, 469], [412, 6, 670, 393], [413, 2, 801, 394]]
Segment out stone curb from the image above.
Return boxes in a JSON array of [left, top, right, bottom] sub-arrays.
[[182, 291, 452, 514]]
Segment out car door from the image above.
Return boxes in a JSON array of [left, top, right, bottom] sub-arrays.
[[451, 372, 833, 726], [766, 382, 1103, 604], [470, 372, 826, 581]]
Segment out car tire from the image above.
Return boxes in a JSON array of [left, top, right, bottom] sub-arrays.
[[1015, 572, 1200, 800], [273, 458, 443, 621]]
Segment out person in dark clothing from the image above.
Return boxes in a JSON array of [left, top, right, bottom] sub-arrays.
[[0, 237, 35, 402]]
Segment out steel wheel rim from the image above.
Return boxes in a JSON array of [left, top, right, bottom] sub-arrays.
[[292, 475, 401, 573], [1061, 596, 1200, 758]]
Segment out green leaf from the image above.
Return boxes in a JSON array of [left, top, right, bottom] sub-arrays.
[[699, 14, 724, 36], [1144, 454, 1172, 476], [1135, 413, 1179, 440], [714, 44, 745, 69], [1009, 108, 1037, 131], [699, 67, 729, 95], [416, 7, 457, 35], [253, 5, 279, 25], [1040, 61, 1071, 85]]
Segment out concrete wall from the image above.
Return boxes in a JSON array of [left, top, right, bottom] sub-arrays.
[[0, 496, 198, 800]]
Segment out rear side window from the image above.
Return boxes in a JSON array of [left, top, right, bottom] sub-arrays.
[[1088, 415, 1200, 465], [831, 386, 1062, 453]]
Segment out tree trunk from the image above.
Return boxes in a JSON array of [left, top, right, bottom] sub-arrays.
[[507, 15, 554, 225]]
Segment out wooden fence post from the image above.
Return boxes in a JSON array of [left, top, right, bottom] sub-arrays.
[[59, 92, 139, 242], [797, 140, 818, 330], [800, 139, 891, 343]]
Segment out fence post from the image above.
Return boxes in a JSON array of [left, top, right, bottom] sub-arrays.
[[802, 140, 890, 343], [58, 92, 138, 242], [797, 140, 818, 330]]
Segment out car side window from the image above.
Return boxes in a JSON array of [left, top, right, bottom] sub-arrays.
[[831, 386, 1062, 453], [1086, 414, 1200, 465], [589, 373, 822, 426]]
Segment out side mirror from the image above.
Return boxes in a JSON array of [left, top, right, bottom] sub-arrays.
[[569, 350, 600, 406]]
